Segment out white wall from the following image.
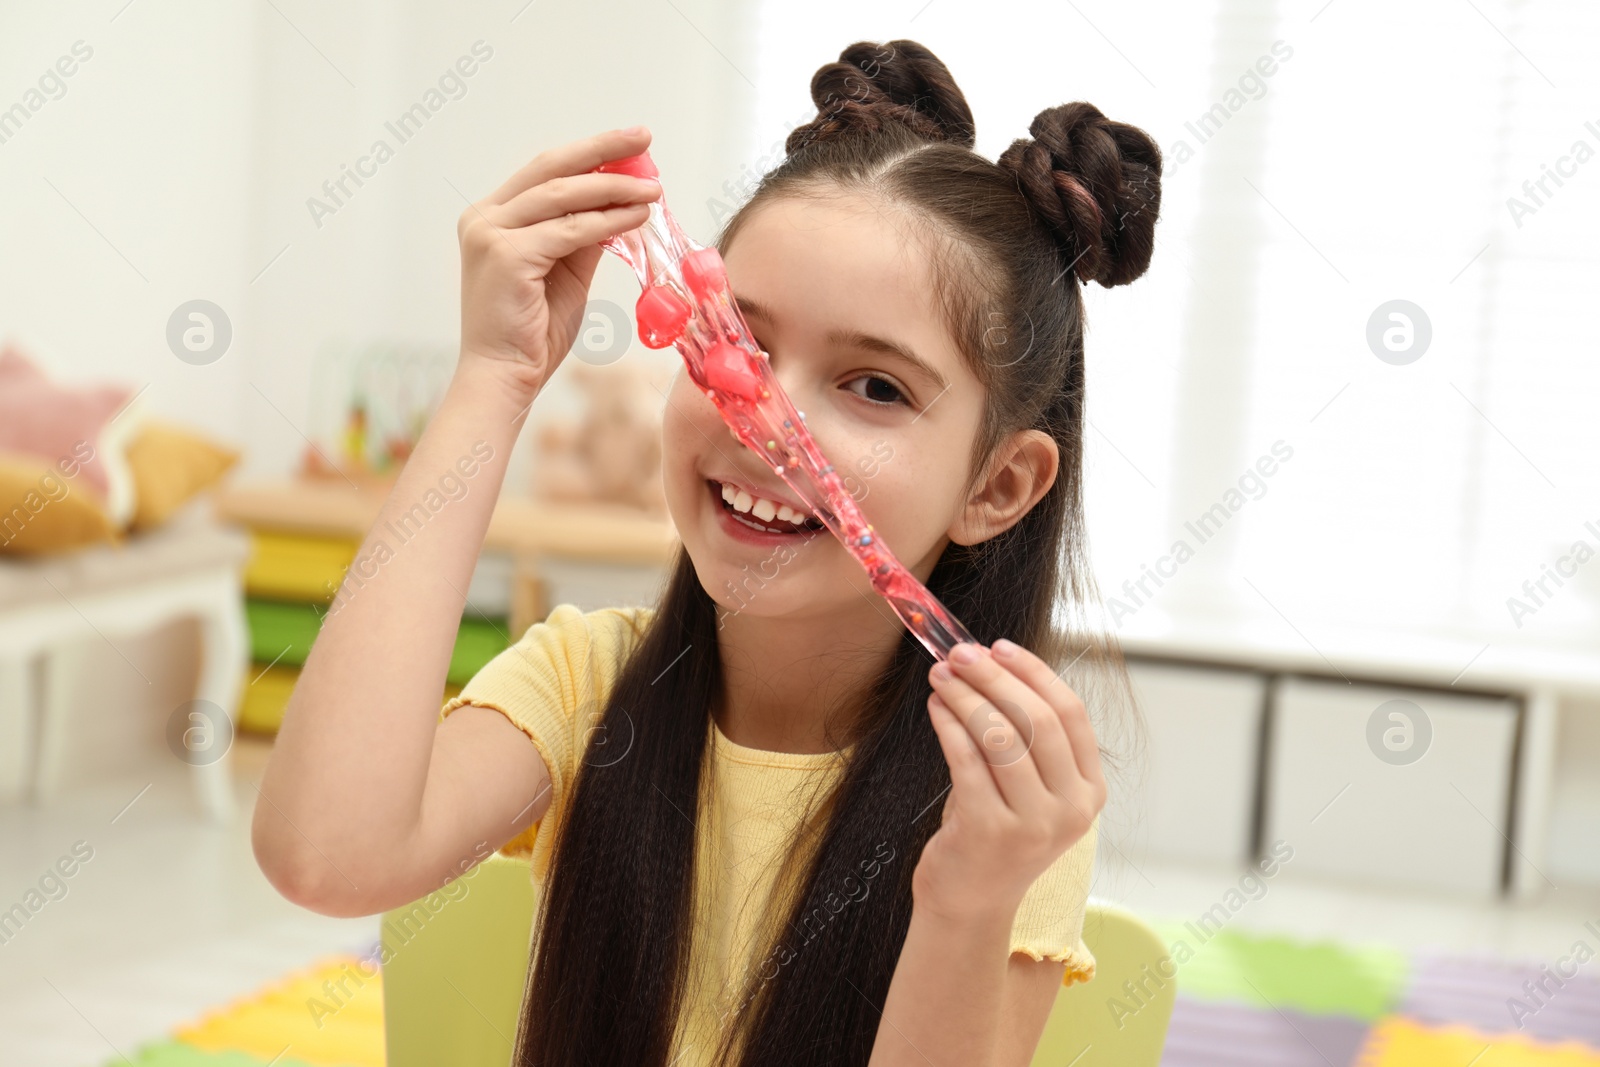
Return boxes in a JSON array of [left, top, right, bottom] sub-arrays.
[[1, 0, 756, 490], [0, 1, 258, 457]]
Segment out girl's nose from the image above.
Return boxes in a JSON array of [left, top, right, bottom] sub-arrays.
[[723, 377, 834, 473], [764, 350, 823, 423]]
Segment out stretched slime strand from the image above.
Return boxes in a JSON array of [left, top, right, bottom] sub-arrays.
[[593, 150, 977, 661]]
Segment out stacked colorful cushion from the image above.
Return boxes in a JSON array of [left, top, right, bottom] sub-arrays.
[[236, 531, 508, 734]]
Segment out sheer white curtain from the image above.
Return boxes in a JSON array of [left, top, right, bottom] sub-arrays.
[[743, 0, 1600, 643], [1226, 0, 1600, 641]]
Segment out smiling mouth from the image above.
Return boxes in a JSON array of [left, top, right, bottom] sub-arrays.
[[706, 478, 825, 536]]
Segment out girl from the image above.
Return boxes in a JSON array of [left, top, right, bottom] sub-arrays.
[[255, 38, 1158, 1067]]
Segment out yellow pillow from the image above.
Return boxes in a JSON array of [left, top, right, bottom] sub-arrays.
[[0, 449, 119, 554], [126, 420, 241, 531]]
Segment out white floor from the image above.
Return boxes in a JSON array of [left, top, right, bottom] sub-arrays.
[[3, 738, 1598, 1067], [1092, 849, 1600, 966], [0, 737, 374, 1067]]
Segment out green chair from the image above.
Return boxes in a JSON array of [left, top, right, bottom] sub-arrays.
[[1032, 903, 1176, 1065], [381, 855, 535, 1065], [382, 855, 1173, 1066]]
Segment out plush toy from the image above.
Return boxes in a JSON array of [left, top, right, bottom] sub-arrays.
[[531, 361, 669, 516]]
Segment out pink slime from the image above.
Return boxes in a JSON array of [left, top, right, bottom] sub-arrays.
[[593, 150, 978, 661]]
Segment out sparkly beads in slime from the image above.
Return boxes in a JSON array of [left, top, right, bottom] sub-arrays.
[[592, 150, 978, 661]]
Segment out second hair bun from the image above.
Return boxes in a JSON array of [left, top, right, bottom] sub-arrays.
[[998, 103, 1163, 288]]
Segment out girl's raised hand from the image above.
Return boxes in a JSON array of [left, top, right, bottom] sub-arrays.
[[916, 640, 1107, 922], [456, 126, 662, 400]]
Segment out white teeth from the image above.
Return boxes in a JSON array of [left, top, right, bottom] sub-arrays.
[[716, 479, 812, 527]]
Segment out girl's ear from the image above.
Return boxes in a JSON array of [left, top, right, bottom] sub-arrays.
[[948, 429, 1059, 546]]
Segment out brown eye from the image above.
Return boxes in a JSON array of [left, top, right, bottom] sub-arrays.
[[845, 373, 908, 407]]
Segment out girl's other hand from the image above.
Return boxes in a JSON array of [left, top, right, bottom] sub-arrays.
[[456, 126, 662, 401], [916, 640, 1107, 923]]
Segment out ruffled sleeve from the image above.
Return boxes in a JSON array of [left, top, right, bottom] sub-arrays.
[[1009, 820, 1098, 986], [438, 602, 651, 860]]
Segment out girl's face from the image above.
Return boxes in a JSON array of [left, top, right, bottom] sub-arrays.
[[662, 192, 991, 625]]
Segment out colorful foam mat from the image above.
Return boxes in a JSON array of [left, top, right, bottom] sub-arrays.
[[1399, 951, 1600, 1048], [1153, 923, 1600, 1067], [1162, 997, 1370, 1066], [1149, 920, 1410, 1020], [99, 953, 385, 1067], [96, 925, 1600, 1066], [1355, 1018, 1600, 1067]]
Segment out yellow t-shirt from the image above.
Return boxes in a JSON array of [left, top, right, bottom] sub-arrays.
[[441, 602, 1097, 1063]]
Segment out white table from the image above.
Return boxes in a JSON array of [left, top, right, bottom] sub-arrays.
[[0, 509, 250, 821]]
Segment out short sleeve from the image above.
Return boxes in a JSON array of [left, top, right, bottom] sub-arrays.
[[1009, 819, 1098, 986], [439, 601, 650, 859]]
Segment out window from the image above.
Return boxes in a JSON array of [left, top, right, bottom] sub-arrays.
[[746, 1, 1600, 643]]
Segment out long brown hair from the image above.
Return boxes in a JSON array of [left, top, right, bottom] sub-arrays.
[[515, 38, 1161, 1066]]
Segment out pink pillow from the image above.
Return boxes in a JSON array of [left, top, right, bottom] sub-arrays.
[[0, 339, 138, 523]]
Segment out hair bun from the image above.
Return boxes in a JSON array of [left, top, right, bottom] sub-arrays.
[[786, 39, 976, 155], [998, 102, 1162, 288]]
